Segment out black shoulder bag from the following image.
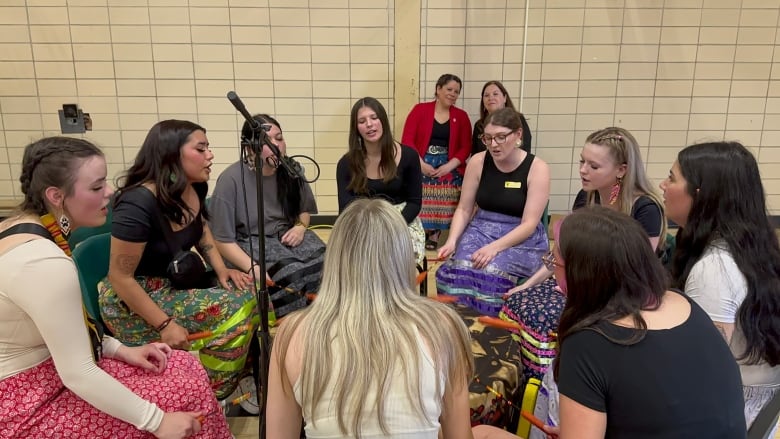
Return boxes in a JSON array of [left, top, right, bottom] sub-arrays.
[[155, 214, 214, 290]]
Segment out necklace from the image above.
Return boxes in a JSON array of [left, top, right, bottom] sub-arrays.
[[40, 213, 72, 256]]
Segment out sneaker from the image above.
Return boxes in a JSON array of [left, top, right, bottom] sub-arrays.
[[237, 376, 260, 415]]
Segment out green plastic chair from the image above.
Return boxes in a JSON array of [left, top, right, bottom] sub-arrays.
[[541, 202, 550, 234], [71, 232, 112, 335]]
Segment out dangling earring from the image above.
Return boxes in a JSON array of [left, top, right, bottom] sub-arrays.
[[169, 172, 177, 183], [609, 176, 622, 205], [516, 139, 522, 149], [58, 212, 72, 237]]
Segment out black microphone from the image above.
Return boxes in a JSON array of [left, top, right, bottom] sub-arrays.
[[227, 91, 258, 130], [226, 91, 302, 179]]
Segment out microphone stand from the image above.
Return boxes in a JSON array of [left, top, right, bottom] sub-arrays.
[[226, 91, 270, 439]]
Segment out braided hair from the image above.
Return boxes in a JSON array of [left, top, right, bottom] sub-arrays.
[[18, 136, 104, 215]]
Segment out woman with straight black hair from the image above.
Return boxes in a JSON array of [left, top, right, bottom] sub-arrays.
[[661, 141, 780, 430], [474, 206, 745, 439]]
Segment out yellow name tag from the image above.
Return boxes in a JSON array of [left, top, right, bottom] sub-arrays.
[[505, 181, 522, 189]]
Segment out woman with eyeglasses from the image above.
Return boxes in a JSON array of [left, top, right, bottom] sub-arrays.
[[401, 73, 472, 250], [500, 127, 666, 385], [662, 142, 780, 432], [471, 81, 532, 156], [436, 107, 550, 316], [472, 207, 746, 439]]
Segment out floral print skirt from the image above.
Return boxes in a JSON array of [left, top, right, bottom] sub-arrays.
[[0, 353, 231, 438], [99, 276, 259, 399]]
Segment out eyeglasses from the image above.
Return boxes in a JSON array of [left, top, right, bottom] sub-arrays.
[[541, 251, 564, 271], [480, 131, 514, 146]]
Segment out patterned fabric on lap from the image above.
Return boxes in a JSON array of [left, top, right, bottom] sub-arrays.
[[0, 353, 231, 438], [501, 278, 565, 383], [99, 276, 258, 400], [436, 209, 548, 316]]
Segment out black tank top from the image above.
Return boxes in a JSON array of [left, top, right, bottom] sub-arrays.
[[475, 152, 535, 218], [429, 120, 449, 147]]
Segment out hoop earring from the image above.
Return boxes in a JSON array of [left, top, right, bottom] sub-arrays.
[[609, 176, 622, 206]]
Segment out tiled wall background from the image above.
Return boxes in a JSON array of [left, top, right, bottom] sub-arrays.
[[0, 0, 779, 214], [421, 0, 780, 213], [0, 0, 395, 213]]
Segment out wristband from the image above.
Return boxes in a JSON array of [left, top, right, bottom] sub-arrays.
[[155, 317, 174, 332], [246, 262, 257, 274]]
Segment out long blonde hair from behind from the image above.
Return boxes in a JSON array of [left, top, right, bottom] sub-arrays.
[[274, 199, 474, 437], [584, 127, 667, 245]]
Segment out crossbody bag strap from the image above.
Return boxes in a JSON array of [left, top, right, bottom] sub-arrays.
[[0, 223, 54, 242], [154, 208, 182, 256]]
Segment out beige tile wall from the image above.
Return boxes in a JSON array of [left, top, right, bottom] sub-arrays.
[[419, 0, 780, 213], [0, 0, 396, 214], [0, 0, 778, 214]]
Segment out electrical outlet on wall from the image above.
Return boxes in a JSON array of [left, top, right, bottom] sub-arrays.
[[58, 104, 88, 134]]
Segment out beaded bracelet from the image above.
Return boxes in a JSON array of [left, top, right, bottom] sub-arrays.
[[155, 317, 174, 332]]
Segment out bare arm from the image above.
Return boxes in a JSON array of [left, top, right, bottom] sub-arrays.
[[506, 264, 554, 296], [267, 326, 303, 439], [440, 376, 474, 439], [196, 222, 228, 276], [107, 237, 168, 328], [559, 394, 607, 439], [438, 153, 483, 259], [214, 240, 254, 273], [713, 321, 736, 344]]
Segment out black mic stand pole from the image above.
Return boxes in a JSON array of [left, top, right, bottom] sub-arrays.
[[226, 91, 269, 439], [250, 142, 270, 439]]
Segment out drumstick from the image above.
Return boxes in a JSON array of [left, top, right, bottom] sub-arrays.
[[431, 294, 458, 304], [521, 410, 547, 430], [477, 316, 523, 331], [187, 323, 251, 341], [415, 271, 428, 285]]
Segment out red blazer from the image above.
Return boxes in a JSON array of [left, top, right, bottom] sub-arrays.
[[401, 101, 472, 175]]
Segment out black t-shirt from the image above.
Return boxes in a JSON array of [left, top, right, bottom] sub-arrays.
[[572, 190, 662, 238], [335, 145, 423, 224], [112, 186, 203, 277], [558, 292, 746, 439], [475, 152, 535, 218]]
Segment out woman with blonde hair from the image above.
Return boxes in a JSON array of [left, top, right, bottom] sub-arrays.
[[502, 127, 666, 384], [267, 198, 474, 438]]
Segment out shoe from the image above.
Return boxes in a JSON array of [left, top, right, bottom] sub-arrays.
[[237, 376, 260, 415], [425, 230, 440, 250]]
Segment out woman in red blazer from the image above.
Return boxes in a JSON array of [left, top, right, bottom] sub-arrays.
[[401, 73, 472, 249]]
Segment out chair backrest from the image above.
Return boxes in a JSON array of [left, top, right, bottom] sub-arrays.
[[747, 389, 780, 439], [71, 232, 112, 334]]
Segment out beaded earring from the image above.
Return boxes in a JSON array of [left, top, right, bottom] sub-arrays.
[[609, 176, 623, 205]]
